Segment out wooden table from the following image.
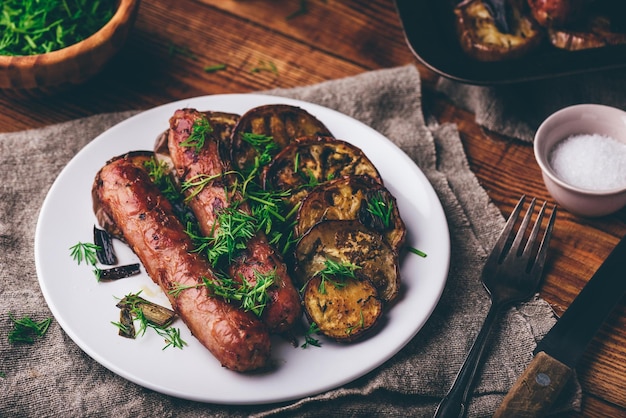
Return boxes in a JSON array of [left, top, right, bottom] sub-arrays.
[[1, 1, 624, 416]]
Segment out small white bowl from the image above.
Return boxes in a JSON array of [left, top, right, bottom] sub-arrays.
[[534, 104, 626, 217]]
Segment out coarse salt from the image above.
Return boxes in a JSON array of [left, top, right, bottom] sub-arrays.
[[548, 133, 626, 191]]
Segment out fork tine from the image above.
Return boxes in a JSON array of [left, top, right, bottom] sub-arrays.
[[488, 195, 526, 264], [530, 204, 557, 276], [509, 197, 536, 258]]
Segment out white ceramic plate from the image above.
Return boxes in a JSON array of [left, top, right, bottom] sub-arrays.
[[35, 94, 450, 405]]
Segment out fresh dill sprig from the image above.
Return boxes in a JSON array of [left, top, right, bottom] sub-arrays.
[[241, 132, 279, 168], [69, 241, 102, 279], [186, 206, 257, 267], [313, 259, 361, 294], [366, 192, 393, 229], [8, 314, 52, 344], [170, 270, 275, 318], [180, 171, 237, 202], [114, 292, 186, 350], [204, 63, 227, 73], [180, 115, 213, 153], [301, 322, 322, 348], [250, 60, 278, 75], [144, 157, 182, 203], [408, 247, 427, 258]]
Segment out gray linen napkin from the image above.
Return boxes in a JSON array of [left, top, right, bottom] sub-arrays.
[[0, 65, 580, 417], [437, 68, 626, 142]]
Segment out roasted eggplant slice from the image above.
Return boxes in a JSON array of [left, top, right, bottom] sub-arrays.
[[294, 175, 406, 252], [294, 220, 400, 303], [302, 272, 382, 342], [230, 104, 333, 172], [548, 14, 626, 50], [454, 0, 544, 61], [263, 136, 382, 209]]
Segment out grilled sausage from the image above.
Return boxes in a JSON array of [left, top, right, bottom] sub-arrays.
[[167, 109, 302, 334], [92, 151, 271, 372]]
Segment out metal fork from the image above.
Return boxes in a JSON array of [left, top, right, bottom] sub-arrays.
[[434, 195, 557, 418]]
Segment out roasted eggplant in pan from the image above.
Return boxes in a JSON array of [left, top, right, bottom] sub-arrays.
[[294, 175, 406, 252], [263, 136, 382, 208], [548, 13, 626, 50], [527, 0, 586, 28], [454, 0, 544, 61], [230, 104, 333, 173], [294, 220, 400, 304]]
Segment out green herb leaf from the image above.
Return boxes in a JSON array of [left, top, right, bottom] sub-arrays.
[[170, 270, 275, 318], [313, 259, 361, 294], [186, 206, 257, 267], [203, 63, 227, 73], [301, 322, 322, 348], [115, 291, 187, 350], [408, 247, 427, 258], [0, 0, 116, 56], [366, 192, 393, 229], [180, 115, 213, 153], [8, 314, 52, 344], [250, 59, 278, 75], [69, 241, 103, 279]]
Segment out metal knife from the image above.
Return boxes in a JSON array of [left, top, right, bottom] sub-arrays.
[[494, 235, 626, 418]]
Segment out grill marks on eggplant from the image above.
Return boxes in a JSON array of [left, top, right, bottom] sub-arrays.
[[230, 104, 332, 172], [263, 136, 382, 208], [295, 175, 406, 252]]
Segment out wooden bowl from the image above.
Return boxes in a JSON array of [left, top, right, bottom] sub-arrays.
[[0, 0, 141, 97]]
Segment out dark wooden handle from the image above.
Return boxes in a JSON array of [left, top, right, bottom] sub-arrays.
[[493, 351, 573, 418]]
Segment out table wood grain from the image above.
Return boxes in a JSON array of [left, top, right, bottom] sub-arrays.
[[1, 1, 624, 416]]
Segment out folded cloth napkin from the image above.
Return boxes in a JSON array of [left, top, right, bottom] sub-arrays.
[[437, 67, 626, 142], [0, 65, 580, 417]]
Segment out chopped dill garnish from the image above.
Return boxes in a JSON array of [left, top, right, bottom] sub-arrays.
[[186, 206, 257, 267], [301, 322, 321, 348], [204, 63, 227, 73], [144, 157, 182, 203], [0, 0, 116, 56], [408, 247, 427, 258], [312, 259, 361, 294], [180, 115, 212, 153], [180, 171, 237, 202], [113, 291, 186, 350], [366, 192, 393, 229], [69, 241, 102, 279], [8, 314, 52, 344], [170, 270, 275, 318], [250, 60, 278, 75]]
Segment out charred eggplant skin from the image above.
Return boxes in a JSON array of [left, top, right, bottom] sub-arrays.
[[294, 219, 400, 304], [230, 104, 333, 173], [295, 175, 406, 252], [92, 151, 271, 372], [454, 0, 544, 61], [263, 136, 382, 208]]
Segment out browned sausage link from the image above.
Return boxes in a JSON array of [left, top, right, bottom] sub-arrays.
[[92, 152, 271, 372], [168, 109, 302, 334], [229, 235, 302, 334]]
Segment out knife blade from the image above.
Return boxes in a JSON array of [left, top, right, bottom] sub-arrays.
[[493, 234, 626, 418]]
